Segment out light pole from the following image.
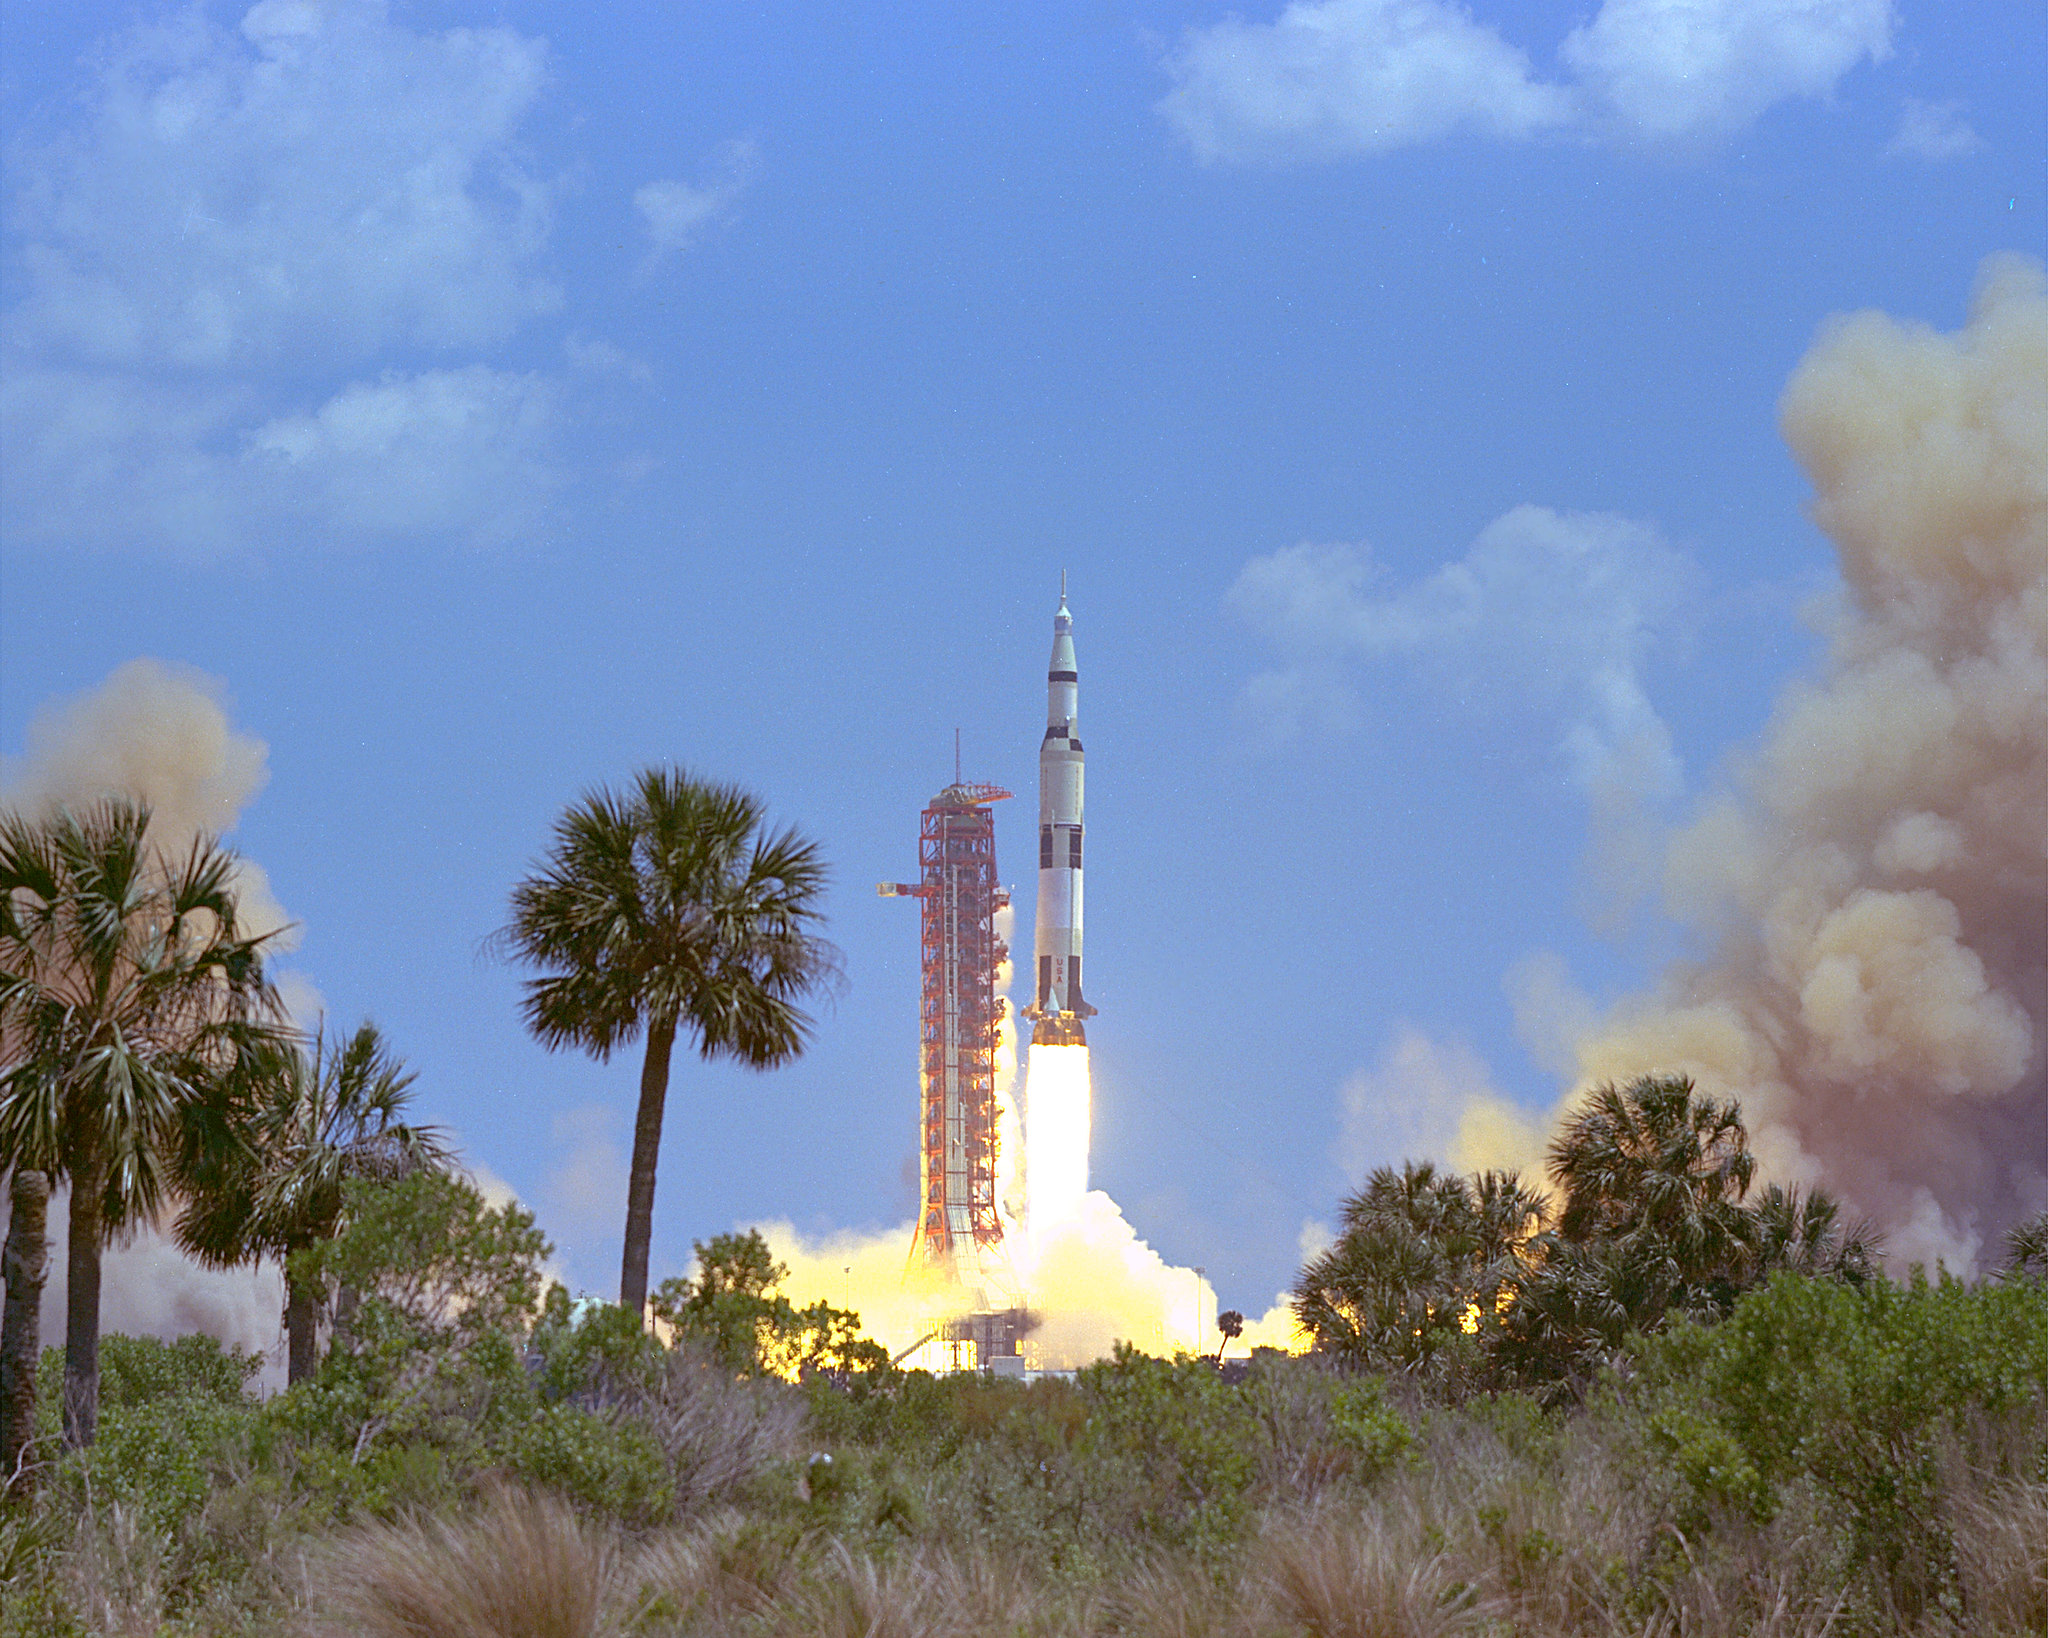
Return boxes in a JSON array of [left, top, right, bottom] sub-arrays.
[[1195, 1266, 1205, 1359]]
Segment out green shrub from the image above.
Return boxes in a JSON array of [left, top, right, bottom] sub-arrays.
[[1324, 1377, 1413, 1481], [57, 1394, 258, 1536], [509, 1402, 675, 1527], [1632, 1269, 2048, 1612], [1076, 1346, 1259, 1553]]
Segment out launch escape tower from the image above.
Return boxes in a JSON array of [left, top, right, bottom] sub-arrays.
[[880, 779, 1016, 1295]]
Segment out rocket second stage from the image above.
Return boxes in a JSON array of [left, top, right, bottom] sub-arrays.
[[1025, 578, 1096, 1047]]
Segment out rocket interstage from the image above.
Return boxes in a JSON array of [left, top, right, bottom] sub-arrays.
[[1023, 578, 1096, 1049]]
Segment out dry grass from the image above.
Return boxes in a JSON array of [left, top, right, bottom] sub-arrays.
[[58, 1505, 166, 1638], [1257, 1509, 1493, 1638], [1951, 1476, 2048, 1637], [304, 1484, 619, 1638], [597, 1345, 808, 1511]]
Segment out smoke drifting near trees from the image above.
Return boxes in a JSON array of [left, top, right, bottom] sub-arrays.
[[1562, 255, 2047, 1273], [0, 660, 297, 1364]]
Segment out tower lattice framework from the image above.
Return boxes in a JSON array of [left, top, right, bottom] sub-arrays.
[[881, 781, 1014, 1294]]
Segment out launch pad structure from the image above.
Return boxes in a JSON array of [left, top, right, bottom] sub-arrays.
[[878, 583, 1088, 1372], [880, 779, 1021, 1315]]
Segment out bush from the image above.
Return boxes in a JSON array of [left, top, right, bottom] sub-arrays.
[[509, 1404, 675, 1528], [28, 1336, 264, 1536], [1632, 1269, 2048, 1613]]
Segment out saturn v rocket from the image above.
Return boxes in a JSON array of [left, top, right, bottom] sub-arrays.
[[1023, 577, 1097, 1048]]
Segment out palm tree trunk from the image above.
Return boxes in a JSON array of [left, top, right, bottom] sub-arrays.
[[619, 1014, 677, 1321], [333, 1284, 359, 1355], [63, 1157, 104, 1450], [1, 1170, 51, 1495], [285, 1267, 320, 1385]]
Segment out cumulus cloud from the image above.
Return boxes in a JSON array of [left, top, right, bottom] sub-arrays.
[[1, 0, 566, 554], [247, 366, 560, 546], [1560, 0, 1893, 145], [7, 0, 555, 369], [1231, 505, 1698, 825], [1159, 0, 1572, 163], [635, 140, 759, 268], [1883, 98, 1984, 160], [1162, 0, 1895, 161]]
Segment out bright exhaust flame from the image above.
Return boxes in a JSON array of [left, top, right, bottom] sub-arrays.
[[1025, 1043, 1090, 1246], [755, 1037, 1304, 1371]]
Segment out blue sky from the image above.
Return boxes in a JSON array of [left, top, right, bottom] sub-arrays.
[[3, 0, 2043, 1314]]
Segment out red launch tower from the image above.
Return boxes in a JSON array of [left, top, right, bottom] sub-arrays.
[[880, 779, 1015, 1295]]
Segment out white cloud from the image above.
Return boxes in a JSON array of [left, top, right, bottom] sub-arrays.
[[3, 363, 559, 554], [1162, 0, 1894, 161], [8, 0, 556, 368], [1160, 0, 1573, 162], [635, 140, 759, 267], [1230, 504, 1696, 809], [248, 366, 560, 546], [0, 0, 568, 555], [1883, 97, 1983, 160], [1561, 0, 1893, 145]]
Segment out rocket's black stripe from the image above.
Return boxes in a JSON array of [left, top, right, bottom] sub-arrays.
[[1048, 670, 1078, 681]]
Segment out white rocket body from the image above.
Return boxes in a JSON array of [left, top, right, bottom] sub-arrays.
[[1026, 584, 1095, 1046]]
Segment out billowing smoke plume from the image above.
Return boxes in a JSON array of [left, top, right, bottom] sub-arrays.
[[3, 658, 307, 1369], [1564, 255, 2048, 1271], [756, 1040, 1302, 1370], [757, 1191, 1298, 1371], [3, 658, 295, 953]]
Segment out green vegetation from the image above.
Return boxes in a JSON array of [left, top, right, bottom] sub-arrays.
[[0, 1257, 2040, 1635], [4, 790, 2044, 1634]]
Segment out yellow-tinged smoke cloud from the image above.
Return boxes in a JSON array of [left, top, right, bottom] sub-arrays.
[[1542, 255, 2048, 1272], [3, 659, 310, 1373], [2, 658, 297, 957], [760, 1043, 1303, 1369]]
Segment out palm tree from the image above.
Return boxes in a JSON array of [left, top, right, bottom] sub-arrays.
[[2001, 1209, 2048, 1280], [497, 768, 839, 1320], [1746, 1183, 1881, 1286], [177, 1021, 450, 1383], [1546, 1072, 1756, 1321], [1293, 1160, 1544, 1375], [0, 798, 284, 1446], [0, 1168, 50, 1493]]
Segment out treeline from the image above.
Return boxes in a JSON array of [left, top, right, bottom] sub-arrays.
[[2, 765, 838, 1489], [0, 1199, 2040, 1634], [5, 783, 2047, 1635], [1289, 1072, 1951, 1398]]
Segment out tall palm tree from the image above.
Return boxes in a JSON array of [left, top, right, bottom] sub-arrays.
[[0, 798, 284, 1446], [0, 1168, 50, 1493], [177, 1021, 450, 1383], [497, 768, 839, 1320]]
